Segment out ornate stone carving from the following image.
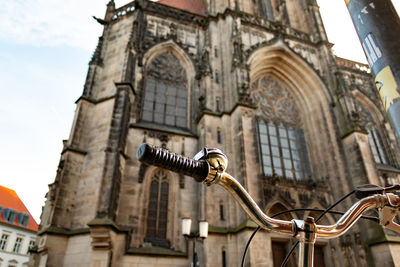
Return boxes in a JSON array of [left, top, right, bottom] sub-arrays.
[[279, 190, 296, 207], [197, 48, 211, 78], [276, 0, 290, 25], [287, 40, 323, 76], [147, 131, 169, 146], [147, 51, 187, 83], [90, 36, 104, 66], [250, 75, 301, 127], [299, 192, 311, 207]]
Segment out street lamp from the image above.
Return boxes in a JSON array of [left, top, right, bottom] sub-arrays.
[[182, 218, 208, 267]]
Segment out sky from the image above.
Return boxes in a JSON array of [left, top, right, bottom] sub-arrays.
[[0, 0, 399, 223]]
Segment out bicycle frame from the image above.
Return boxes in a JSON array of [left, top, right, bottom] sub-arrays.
[[137, 143, 400, 267], [198, 148, 400, 267]]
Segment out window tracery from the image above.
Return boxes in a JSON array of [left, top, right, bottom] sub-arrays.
[[251, 75, 311, 180], [142, 51, 187, 128]]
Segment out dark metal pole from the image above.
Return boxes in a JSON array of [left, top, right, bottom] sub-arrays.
[[345, 0, 400, 143]]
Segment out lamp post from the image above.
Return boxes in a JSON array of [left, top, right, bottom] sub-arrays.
[[182, 218, 208, 267]]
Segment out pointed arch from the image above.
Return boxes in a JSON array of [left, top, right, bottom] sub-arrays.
[[142, 40, 196, 81], [140, 41, 196, 129], [140, 166, 180, 248], [266, 201, 297, 221], [248, 40, 343, 182], [254, 77, 312, 180], [304, 199, 335, 225], [247, 39, 333, 115], [352, 91, 385, 126]]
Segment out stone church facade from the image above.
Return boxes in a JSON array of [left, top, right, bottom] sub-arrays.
[[35, 0, 400, 266]]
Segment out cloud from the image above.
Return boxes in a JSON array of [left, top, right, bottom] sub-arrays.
[[0, 0, 109, 50]]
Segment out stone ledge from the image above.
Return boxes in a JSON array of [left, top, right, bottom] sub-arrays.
[[38, 226, 90, 236], [38, 218, 131, 236], [126, 246, 186, 257], [196, 102, 257, 122], [130, 121, 197, 137], [75, 95, 116, 105], [368, 233, 400, 245], [87, 217, 131, 233], [376, 163, 400, 173], [61, 145, 88, 156], [208, 220, 258, 235], [115, 82, 135, 95]]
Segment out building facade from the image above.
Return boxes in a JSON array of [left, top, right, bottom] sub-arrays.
[[0, 186, 38, 267], [36, 0, 400, 266]]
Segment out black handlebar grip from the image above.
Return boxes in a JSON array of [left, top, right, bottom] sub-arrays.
[[136, 143, 209, 182]]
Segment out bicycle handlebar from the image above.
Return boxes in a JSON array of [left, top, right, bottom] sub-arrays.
[[136, 143, 209, 182], [316, 194, 392, 238], [136, 143, 400, 239]]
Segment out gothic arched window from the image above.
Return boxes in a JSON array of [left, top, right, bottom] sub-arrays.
[[142, 51, 188, 128], [251, 75, 311, 180], [145, 170, 170, 248]]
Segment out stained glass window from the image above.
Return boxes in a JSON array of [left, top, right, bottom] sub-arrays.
[[145, 170, 170, 247], [251, 75, 311, 180], [142, 51, 187, 128]]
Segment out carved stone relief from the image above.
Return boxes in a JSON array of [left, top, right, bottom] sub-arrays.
[[250, 75, 301, 127], [287, 40, 322, 76], [241, 26, 272, 50], [339, 71, 377, 102], [145, 16, 198, 55]]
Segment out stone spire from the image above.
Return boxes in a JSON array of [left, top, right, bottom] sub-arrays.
[[105, 0, 115, 21]]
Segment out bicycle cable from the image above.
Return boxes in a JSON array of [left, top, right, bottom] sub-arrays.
[[239, 190, 359, 267], [279, 189, 356, 267]]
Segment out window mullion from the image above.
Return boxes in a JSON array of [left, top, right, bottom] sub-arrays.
[[296, 129, 304, 180], [163, 81, 167, 125], [277, 123, 285, 177], [156, 176, 162, 236], [152, 78, 157, 123], [285, 126, 294, 179], [267, 121, 275, 173]]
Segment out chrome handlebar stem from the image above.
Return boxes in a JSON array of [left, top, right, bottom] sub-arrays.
[[137, 143, 400, 267], [198, 147, 294, 235], [213, 172, 295, 235], [316, 195, 380, 238], [199, 146, 400, 240]]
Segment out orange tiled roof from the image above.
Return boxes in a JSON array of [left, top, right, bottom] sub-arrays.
[[0, 185, 38, 232], [158, 0, 207, 15]]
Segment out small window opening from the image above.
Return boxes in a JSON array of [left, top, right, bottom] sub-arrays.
[[219, 204, 225, 220], [13, 237, 23, 253], [222, 250, 226, 267], [215, 71, 219, 84], [0, 234, 9, 250], [217, 129, 222, 144]]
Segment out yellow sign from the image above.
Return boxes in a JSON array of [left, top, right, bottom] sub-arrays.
[[375, 66, 400, 111]]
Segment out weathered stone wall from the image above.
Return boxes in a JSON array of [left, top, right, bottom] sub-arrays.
[[36, 1, 400, 266]]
